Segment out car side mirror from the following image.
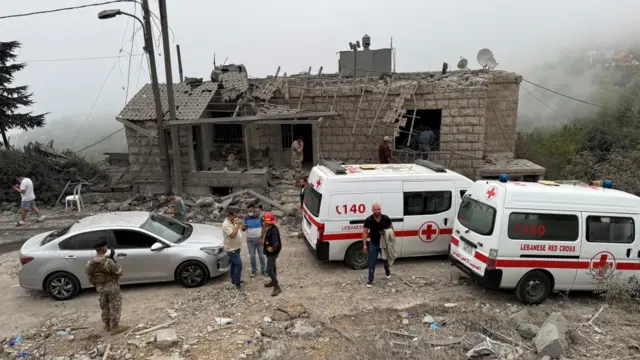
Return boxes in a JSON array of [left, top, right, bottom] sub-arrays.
[[151, 242, 166, 251]]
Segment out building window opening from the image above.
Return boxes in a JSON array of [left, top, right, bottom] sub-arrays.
[[395, 109, 442, 151], [210, 187, 232, 196], [281, 124, 313, 165], [213, 124, 243, 145]]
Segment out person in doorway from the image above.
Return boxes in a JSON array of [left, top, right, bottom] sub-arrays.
[[362, 203, 393, 287], [242, 204, 267, 277], [85, 239, 128, 334], [418, 128, 435, 158], [291, 136, 304, 178], [378, 136, 391, 164], [299, 177, 308, 209], [222, 210, 244, 290], [14, 175, 45, 227], [165, 192, 187, 222], [262, 212, 282, 297]]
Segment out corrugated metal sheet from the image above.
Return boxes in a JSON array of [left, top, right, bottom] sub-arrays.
[[118, 82, 218, 121]]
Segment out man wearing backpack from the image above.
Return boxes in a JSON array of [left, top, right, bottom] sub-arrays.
[[262, 212, 282, 297]]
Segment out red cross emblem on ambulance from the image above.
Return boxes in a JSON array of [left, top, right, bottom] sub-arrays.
[[315, 177, 322, 189], [418, 221, 440, 243], [486, 187, 497, 200]]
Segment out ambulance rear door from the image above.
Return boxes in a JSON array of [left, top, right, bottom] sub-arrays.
[[401, 181, 455, 256]]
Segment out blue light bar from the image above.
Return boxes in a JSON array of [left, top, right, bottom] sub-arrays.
[[603, 179, 613, 189], [498, 174, 508, 183]]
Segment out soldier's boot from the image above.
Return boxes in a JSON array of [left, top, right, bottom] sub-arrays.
[[264, 281, 274, 288], [103, 323, 111, 332], [271, 285, 282, 297], [110, 324, 130, 335]]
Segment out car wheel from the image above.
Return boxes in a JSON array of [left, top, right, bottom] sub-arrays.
[[515, 270, 552, 305], [345, 243, 368, 270], [45, 272, 80, 301], [176, 261, 209, 288]]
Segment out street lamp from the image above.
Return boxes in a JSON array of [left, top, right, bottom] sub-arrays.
[[97, 1, 173, 194]]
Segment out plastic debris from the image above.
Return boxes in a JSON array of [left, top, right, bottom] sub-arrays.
[[215, 317, 233, 325]]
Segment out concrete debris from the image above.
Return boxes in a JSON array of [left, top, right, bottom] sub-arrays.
[[106, 202, 121, 211], [534, 313, 569, 358], [259, 341, 286, 360], [288, 320, 319, 338], [155, 328, 178, 349], [421, 315, 435, 324], [508, 309, 530, 328], [517, 323, 540, 340], [195, 197, 216, 207], [461, 332, 488, 351], [214, 317, 233, 325], [271, 303, 308, 321], [465, 338, 522, 360]]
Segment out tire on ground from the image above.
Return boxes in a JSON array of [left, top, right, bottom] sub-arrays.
[[176, 260, 209, 288], [345, 242, 368, 270], [515, 270, 553, 305], [44, 272, 81, 301]]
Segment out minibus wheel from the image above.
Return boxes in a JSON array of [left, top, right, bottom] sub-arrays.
[[515, 270, 552, 305], [345, 243, 368, 270]]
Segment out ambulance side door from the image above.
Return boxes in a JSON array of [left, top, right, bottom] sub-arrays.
[[401, 181, 455, 257], [575, 212, 639, 290]]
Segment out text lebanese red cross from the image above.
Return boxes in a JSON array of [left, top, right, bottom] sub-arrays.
[[421, 224, 438, 240], [315, 178, 322, 189], [486, 187, 496, 200]]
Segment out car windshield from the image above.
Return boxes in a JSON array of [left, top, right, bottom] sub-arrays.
[[140, 214, 191, 243], [41, 224, 73, 245], [457, 197, 496, 236]]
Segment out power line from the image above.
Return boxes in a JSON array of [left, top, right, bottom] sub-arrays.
[[75, 128, 124, 153], [24, 54, 143, 63], [0, 0, 134, 20], [70, 57, 120, 148], [520, 84, 571, 122], [521, 78, 614, 111], [124, 2, 138, 103]]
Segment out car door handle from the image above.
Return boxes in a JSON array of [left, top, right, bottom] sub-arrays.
[[116, 253, 128, 257], [64, 255, 76, 259], [627, 248, 632, 258], [444, 218, 449, 226]]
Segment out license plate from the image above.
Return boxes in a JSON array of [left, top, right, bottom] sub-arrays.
[[462, 243, 474, 254]]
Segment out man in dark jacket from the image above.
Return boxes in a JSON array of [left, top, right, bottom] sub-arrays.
[[379, 136, 391, 164], [262, 212, 282, 296]]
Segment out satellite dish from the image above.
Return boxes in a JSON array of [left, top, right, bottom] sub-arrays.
[[477, 48, 494, 68], [457, 57, 468, 70], [486, 56, 498, 69]]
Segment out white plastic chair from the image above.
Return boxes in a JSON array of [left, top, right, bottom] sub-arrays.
[[65, 184, 84, 212]]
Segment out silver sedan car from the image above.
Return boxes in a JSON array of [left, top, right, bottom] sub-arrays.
[[18, 211, 229, 300]]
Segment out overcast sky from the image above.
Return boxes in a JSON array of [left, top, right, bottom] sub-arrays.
[[2, 0, 639, 122]]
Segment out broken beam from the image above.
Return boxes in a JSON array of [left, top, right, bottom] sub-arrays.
[[115, 117, 157, 137], [164, 111, 338, 126]]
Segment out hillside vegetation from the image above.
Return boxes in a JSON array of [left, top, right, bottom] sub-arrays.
[[516, 48, 640, 194]]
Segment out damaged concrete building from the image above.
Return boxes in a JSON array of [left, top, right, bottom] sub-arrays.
[[116, 36, 544, 195]]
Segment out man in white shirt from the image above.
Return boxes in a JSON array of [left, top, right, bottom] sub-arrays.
[[14, 175, 45, 227], [221, 210, 244, 290]]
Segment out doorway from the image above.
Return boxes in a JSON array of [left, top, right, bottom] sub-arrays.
[[395, 109, 442, 151], [281, 124, 313, 165]]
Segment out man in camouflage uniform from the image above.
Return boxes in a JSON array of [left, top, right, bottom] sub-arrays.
[[291, 136, 304, 177], [85, 239, 128, 335]]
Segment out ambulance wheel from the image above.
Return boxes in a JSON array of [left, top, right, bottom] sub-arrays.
[[515, 270, 552, 305], [345, 243, 368, 270]]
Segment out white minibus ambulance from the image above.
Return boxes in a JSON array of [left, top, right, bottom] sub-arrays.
[[450, 175, 640, 304], [302, 160, 473, 269]]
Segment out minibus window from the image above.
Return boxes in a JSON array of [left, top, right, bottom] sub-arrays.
[[303, 186, 322, 218], [457, 197, 496, 236]]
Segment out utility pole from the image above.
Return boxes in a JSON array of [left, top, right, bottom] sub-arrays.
[[141, 0, 172, 194], [176, 44, 184, 83], [157, 0, 183, 194]]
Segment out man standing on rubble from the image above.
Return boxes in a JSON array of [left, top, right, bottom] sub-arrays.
[[362, 203, 392, 288], [291, 136, 304, 178], [14, 175, 45, 227], [222, 210, 244, 290], [242, 204, 267, 278], [378, 136, 392, 164], [85, 238, 128, 334], [418, 128, 434, 159], [165, 192, 186, 222]]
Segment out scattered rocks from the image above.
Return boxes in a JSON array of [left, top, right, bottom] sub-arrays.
[[517, 323, 540, 340], [195, 197, 216, 207], [259, 341, 286, 360], [508, 309, 529, 328], [289, 320, 319, 339], [106, 202, 121, 211], [461, 332, 488, 351], [155, 328, 178, 349], [421, 314, 435, 324], [534, 313, 569, 358], [271, 303, 308, 321]]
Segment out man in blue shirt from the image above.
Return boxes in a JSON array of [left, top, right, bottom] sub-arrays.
[[418, 128, 435, 155], [242, 204, 267, 277]]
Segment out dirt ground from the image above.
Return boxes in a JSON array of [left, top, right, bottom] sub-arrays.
[[1, 215, 639, 359]]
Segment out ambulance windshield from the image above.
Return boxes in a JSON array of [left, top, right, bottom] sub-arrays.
[[457, 197, 496, 236], [304, 186, 322, 217]]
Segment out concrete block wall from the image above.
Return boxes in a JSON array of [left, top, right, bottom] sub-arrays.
[[485, 73, 521, 155]]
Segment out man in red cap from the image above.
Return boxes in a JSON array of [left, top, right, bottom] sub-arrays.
[[262, 212, 282, 296]]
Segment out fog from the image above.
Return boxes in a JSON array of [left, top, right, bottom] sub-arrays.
[[2, 0, 640, 152]]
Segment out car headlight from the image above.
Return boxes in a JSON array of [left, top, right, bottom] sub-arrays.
[[200, 246, 224, 255]]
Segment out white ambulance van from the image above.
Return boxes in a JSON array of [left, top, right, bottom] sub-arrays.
[[302, 160, 473, 269], [449, 175, 640, 304]]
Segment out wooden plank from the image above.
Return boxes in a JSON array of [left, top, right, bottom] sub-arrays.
[[115, 117, 156, 137], [351, 72, 369, 135], [164, 111, 339, 126], [242, 124, 251, 169], [325, 75, 342, 127], [368, 75, 394, 136]]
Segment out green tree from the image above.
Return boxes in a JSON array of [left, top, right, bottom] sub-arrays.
[[0, 41, 47, 148]]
